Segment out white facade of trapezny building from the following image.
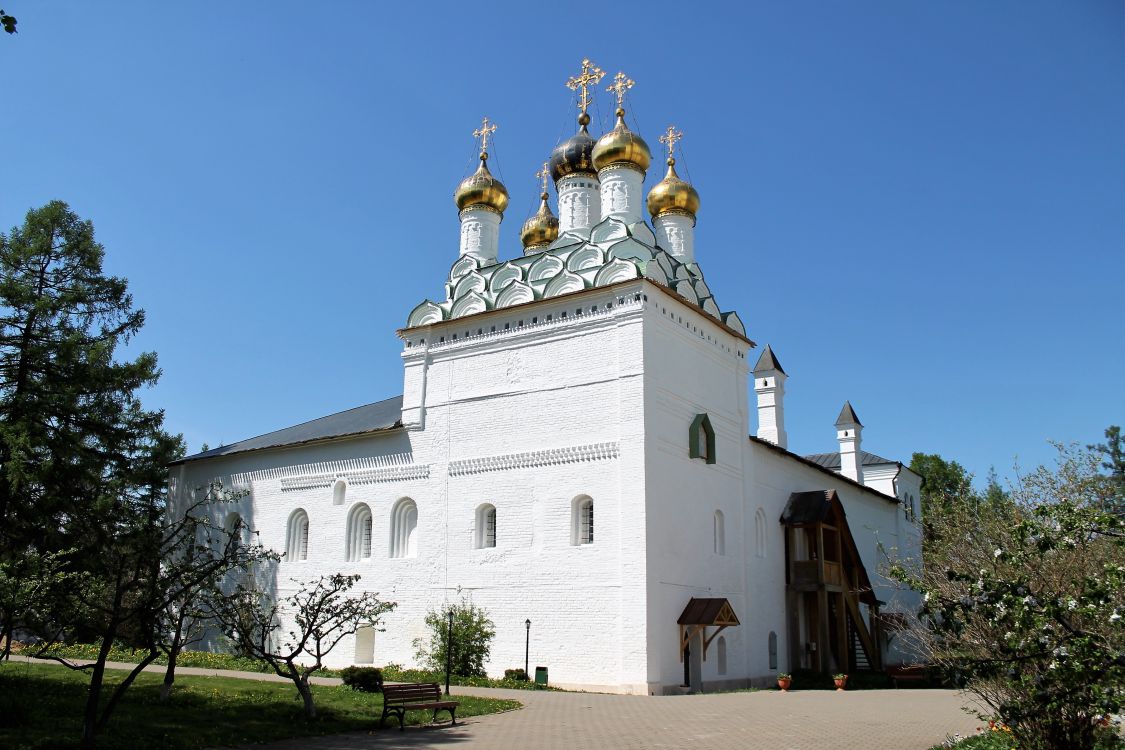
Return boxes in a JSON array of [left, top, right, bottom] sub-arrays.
[[170, 63, 923, 695]]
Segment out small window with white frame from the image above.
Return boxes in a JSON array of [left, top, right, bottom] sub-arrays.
[[475, 504, 497, 549], [572, 495, 594, 545], [286, 509, 309, 562]]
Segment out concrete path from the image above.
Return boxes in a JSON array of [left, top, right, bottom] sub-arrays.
[[15, 657, 983, 749]]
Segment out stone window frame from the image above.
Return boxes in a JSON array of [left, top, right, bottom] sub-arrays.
[[389, 498, 418, 559], [572, 495, 594, 546], [689, 413, 716, 465], [286, 509, 309, 562], [475, 503, 497, 549], [346, 503, 373, 561]]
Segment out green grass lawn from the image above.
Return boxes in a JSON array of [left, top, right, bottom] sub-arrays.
[[0, 661, 521, 750]]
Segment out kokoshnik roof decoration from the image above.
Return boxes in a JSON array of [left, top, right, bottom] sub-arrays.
[[407, 215, 744, 334], [406, 60, 745, 338]]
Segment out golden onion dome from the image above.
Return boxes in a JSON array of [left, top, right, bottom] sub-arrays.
[[548, 113, 598, 182], [592, 108, 652, 173], [454, 152, 509, 214], [520, 192, 560, 251], [647, 158, 700, 221]]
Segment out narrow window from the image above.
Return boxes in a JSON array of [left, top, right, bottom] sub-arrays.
[[287, 509, 309, 562], [768, 631, 778, 670], [714, 510, 725, 556], [755, 507, 767, 558], [717, 636, 728, 676], [390, 498, 418, 558], [475, 504, 497, 549], [332, 478, 347, 506], [347, 503, 373, 561], [572, 495, 594, 545]]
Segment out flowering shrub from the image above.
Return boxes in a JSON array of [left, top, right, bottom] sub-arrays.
[[892, 444, 1125, 750]]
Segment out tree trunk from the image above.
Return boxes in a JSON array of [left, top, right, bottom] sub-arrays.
[[0, 618, 13, 661], [81, 647, 110, 749], [160, 620, 184, 702], [295, 677, 317, 719]]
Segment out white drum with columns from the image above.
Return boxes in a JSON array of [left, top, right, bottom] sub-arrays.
[[458, 207, 501, 264], [599, 166, 644, 224]]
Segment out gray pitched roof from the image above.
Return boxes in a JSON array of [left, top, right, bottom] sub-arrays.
[[752, 344, 785, 375], [802, 450, 898, 469], [171, 395, 404, 465], [835, 400, 862, 427]]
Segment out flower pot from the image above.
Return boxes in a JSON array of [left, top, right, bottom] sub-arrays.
[[834, 677, 847, 691], [777, 678, 791, 692]]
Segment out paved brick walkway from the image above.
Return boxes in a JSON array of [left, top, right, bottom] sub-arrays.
[[257, 686, 983, 750], [18, 657, 982, 749]]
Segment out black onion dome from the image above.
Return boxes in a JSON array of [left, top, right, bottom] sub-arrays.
[[549, 118, 598, 182]]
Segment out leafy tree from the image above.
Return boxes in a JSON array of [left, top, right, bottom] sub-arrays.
[[213, 573, 395, 718], [909, 452, 974, 518], [1089, 425, 1123, 514], [414, 594, 496, 678], [891, 444, 1125, 750]]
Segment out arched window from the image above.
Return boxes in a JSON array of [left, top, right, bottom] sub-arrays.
[[572, 495, 594, 545], [346, 503, 372, 561], [475, 504, 496, 549], [716, 635, 728, 676], [390, 498, 418, 558], [286, 509, 309, 562], [713, 510, 725, 555], [754, 507, 767, 558], [332, 478, 347, 506]]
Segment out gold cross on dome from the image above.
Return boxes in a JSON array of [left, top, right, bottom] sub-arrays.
[[566, 58, 605, 113], [606, 71, 635, 108], [536, 162, 550, 193], [472, 116, 497, 154], [659, 125, 684, 159]]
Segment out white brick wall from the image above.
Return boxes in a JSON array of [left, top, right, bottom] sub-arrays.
[[173, 279, 916, 694]]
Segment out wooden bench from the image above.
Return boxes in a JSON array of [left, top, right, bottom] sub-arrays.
[[379, 682, 459, 731], [887, 664, 928, 688]]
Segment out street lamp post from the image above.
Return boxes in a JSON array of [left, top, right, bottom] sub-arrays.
[[524, 619, 531, 679], [445, 609, 454, 696]]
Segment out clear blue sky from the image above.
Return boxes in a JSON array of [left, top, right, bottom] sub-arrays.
[[3, 1, 1122, 485]]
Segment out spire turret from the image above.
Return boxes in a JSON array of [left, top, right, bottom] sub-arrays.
[[552, 59, 605, 234], [593, 71, 652, 224], [648, 126, 701, 262], [454, 117, 508, 264], [521, 163, 560, 254]]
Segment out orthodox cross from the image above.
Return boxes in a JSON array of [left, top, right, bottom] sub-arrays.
[[606, 71, 635, 109], [659, 125, 684, 160], [473, 116, 497, 154], [536, 162, 550, 194], [566, 58, 605, 113]]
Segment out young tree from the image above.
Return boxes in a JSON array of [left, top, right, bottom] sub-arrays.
[[213, 574, 395, 718], [891, 444, 1125, 750], [29, 489, 275, 748], [414, 594, 496, 678]]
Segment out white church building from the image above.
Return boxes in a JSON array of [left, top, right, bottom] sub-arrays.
[[169, 61, 922, 695]]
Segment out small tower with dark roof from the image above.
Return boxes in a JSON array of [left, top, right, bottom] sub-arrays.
[[835, 400, 863, 483], [752, 345, 788, 449]]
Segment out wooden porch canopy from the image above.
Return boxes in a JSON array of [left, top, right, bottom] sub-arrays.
[[780, 490, 877, 606], [677, 598, 740, 662]]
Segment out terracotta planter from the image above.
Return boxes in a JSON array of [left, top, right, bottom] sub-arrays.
[[777, 678, 792, 692], [834, 677, 847, 691]]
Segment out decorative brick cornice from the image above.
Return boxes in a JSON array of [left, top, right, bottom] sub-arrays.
[[229, 453, 429, 492], [449, 441, 620, 477]]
